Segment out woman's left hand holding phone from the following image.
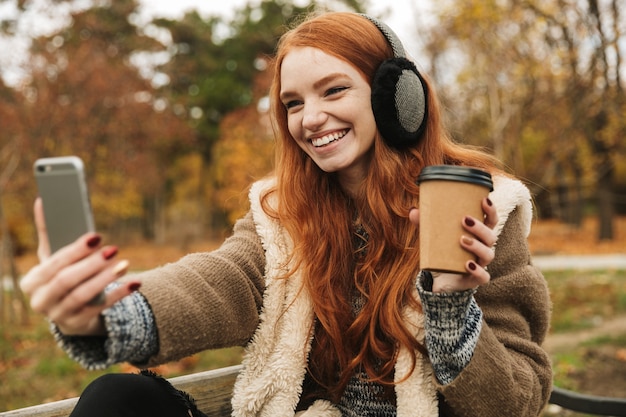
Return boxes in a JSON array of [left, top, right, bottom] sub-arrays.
[[20, 198, 141, 336]]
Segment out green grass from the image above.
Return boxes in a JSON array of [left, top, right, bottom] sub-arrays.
[[542, 270, 626, 416], [0, 317, 243, 411], [0, 319, 122, 411], [543, 269, 626, 332], [550, 334, 626, 403], [581, 333, 626, 347], [551, 350, 587, 390]]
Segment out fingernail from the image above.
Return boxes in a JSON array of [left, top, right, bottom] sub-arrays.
[[102, 246, 118, 260], [462, 235, 474, 245], [86, 235, 102, 248], [128, 282, 141, 292], [113, 260, 130, 277], [468, 261, 477, 271], [486, 198, 493, 207], [464, 217, 476, 227]]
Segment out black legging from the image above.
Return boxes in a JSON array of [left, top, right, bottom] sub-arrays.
[[69, 370, 208, 417]]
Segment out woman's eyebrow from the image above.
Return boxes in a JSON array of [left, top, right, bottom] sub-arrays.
[[312, 72, 349, 90], [280, 73, 350, 102]]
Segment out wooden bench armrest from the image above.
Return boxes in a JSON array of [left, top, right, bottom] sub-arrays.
[[549, 385, 626, 416]]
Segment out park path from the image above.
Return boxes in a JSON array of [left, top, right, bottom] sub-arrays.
[[533, 254, 626, 271], [544, 314, 626, 352]]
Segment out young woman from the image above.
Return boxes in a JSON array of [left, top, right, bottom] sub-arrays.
[[21, 12, 552, 417]]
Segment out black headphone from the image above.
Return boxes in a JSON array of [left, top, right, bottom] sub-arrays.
[[361, 15, 428, 149]]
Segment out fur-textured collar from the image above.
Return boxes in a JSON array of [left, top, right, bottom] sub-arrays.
[[231, 174, 531, 416]]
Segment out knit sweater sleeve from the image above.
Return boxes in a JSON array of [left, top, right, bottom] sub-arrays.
[[135, 210, 266, 367], [51, 289, 158, 370], [417, 272, 482, 385]]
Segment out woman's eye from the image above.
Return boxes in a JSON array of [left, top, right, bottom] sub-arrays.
[[284, 100, 302, 110], [326, 86, 348, 96]]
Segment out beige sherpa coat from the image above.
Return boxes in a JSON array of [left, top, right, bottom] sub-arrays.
[[231, 179, 437, 417]]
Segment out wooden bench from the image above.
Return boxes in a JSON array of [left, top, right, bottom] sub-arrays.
[[0, 365, 242, 417], [2, 365, 625, 416]]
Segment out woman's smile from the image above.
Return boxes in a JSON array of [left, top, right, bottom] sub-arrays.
[[310, 129, 349, 148]]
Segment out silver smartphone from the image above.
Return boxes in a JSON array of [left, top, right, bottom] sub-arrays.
[[34, 156, 95, 253]]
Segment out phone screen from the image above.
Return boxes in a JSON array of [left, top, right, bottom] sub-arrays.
[[34, 156, 95, 253]]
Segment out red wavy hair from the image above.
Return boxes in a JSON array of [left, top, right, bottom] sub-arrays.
[[261, 12, 500, 401]]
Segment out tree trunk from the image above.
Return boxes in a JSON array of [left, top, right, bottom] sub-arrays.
[[596, 162, 615, 240], [0, 144, 29, 324], [567, 158, 583, 227], [0, 197, 30, 325]]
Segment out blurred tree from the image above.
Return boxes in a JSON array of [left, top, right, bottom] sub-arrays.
[[0, 78, 29, 325], [421, 0, 625, 239], [517, 0, 625, 238], [4, 0, 196, 244], [152, 0, 370, 232], [1, 0, 380, 251], [211, 59, 275, 227]]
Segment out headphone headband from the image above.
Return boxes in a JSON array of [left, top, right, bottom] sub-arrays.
[[360, 14, 407, 57], [360, 14, 428, 149]]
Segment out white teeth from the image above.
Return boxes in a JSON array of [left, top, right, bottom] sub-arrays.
[[311, 130, 348, 147]]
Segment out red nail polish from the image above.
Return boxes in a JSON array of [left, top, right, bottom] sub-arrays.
[[464, 217, 476, 227], [86, 235, 102, 248], [128, 282, 141, 292], [102, 246, 118, 260], [468, 261, 477, 271]]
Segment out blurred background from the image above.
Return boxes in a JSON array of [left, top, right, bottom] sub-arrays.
[[0, 0, 624, 414]]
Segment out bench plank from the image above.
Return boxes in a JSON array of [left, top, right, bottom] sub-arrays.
[[0, 398, 78, 417], [169, 365, 242, 416], [0, 365, 242, 417]]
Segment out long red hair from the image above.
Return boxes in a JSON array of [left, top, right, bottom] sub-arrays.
[[261, 12, 499, 401]]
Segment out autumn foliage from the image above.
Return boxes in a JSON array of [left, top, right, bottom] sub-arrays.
[[1, 0, 625, 256]]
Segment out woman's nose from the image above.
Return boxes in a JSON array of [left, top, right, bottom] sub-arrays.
[[302, 101, 328, 131]]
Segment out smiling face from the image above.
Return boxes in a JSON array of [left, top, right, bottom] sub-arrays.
[[279, 46, 378, 194]]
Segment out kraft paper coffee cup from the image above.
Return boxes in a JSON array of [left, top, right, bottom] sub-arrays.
[[418, 165, 494, 274]]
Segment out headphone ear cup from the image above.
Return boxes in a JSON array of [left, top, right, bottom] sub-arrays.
[[371, 57, 427, 149]]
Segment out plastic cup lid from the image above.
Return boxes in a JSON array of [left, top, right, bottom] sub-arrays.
[[417, 165, 493, 191]]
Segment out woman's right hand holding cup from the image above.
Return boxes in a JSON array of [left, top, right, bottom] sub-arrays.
[[19, 198, 140, 336]]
